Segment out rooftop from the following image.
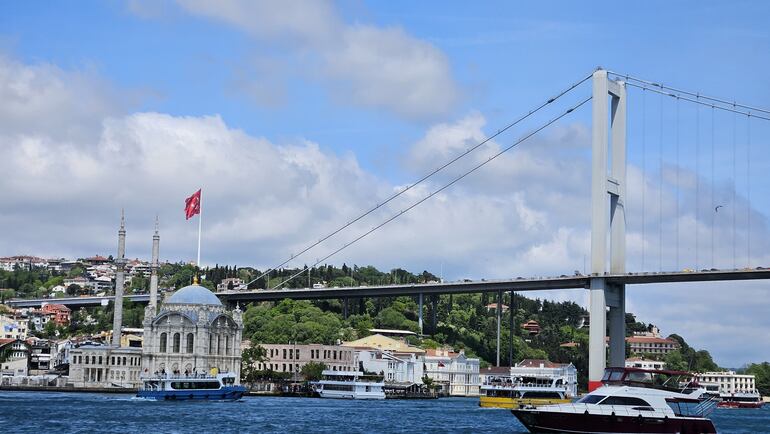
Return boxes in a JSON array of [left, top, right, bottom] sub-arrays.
[[166, 284, 222, 306]]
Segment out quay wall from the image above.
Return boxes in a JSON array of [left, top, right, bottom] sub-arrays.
[[1, 385, 136, 394]]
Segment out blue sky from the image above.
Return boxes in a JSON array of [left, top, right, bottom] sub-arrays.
[[1, 1, 769, 366]]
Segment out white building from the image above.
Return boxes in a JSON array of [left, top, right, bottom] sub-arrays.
[[424, 348, 480, 396], [1, 315, 28, 339], [625, 357, 666, 370], [342, 334, 426, 385], [249, 343, 357, 376], [0, 338, 30, 377], [68, 343, 143, 388], [696, 371, 758, 395]]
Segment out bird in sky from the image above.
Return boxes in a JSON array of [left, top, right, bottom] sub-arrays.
[[715, 205, 724, 212]]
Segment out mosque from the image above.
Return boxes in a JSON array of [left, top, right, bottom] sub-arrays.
[[68, 214, 243, 388], [141, 280, 243, 378]]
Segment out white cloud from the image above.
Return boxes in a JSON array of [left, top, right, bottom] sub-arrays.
[[170, 0, 458, 119]]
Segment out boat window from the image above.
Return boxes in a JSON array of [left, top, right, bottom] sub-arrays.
[[521, 391, 563, 399], [601, 396, 652, 406], [608, 370, 624, 382], [577, 394, 605, 404], [601, 370, 613, 381]]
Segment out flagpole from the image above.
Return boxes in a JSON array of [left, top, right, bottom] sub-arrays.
[[197, 189, 202, 268]]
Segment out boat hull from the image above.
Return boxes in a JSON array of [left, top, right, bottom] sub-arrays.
[[137, 386, 246, 401], [479, 396, 571, 409], [511, 409, 717, 434], [717, 401, 764, 409]]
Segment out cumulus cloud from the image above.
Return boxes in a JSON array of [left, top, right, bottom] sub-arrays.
[[170, 0, 458, 119]]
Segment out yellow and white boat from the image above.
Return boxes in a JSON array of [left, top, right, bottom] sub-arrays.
[[478, 359, 578, 409]]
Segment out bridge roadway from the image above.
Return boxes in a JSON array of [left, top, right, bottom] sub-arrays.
[[7, 268, 770, 309]]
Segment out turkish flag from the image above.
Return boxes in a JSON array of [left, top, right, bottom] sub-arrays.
[[184, 189, 201, 220]]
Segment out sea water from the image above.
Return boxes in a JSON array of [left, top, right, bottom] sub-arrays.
[[1, 391, 768, 433]]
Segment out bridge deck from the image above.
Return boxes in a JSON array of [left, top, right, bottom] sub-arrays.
[[7, 269, 770, 308]]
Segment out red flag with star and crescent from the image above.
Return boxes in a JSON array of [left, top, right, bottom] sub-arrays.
[[184, 189, 201, 220]]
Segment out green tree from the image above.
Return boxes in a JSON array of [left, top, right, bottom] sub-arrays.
[[241, 343, 268, 384], [300, 361, 327, 381]]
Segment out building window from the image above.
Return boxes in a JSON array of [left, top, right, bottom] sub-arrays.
[[209, 335, 214, 354], [173, 333, 181, 353], [296, 349, 300, 359], [186, 333, 194, 353], [98, 356, 102, 365], [283, 349, 287, 359], [217, 335, 222, 355], [160, 333, 167, 352], [225, 336, 230, 355]]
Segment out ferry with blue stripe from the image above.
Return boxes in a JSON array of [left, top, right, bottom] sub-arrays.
[[137, 372, 246, 401]]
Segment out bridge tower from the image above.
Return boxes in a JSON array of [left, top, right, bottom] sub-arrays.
[[588, 69, 627, 391]]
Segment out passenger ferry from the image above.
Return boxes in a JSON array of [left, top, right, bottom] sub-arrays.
[[136, 372, 246, 401], [313, 370, 385, 400], [511, 367, 719, 433], [480, 361, 577, 409], [718, 390, 764, 408], [479, 378, 573, 409]]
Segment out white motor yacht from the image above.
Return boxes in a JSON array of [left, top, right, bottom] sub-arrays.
[[511, 367, 718, 433], [313, 370, 385, 400]]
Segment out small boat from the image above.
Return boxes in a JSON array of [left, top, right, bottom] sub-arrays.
[[313, 370, 385, 400], [718, 390, 764, 408], [137, 372, 246, 401], [511, 367, 719, 433]]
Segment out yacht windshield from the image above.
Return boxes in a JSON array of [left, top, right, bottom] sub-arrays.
[[577, 394, 605, 404]]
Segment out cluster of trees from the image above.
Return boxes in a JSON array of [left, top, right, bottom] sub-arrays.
[[743, 362, 770, 396]]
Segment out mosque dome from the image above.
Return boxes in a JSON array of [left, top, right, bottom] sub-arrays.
[[166, 284, 222, 306]]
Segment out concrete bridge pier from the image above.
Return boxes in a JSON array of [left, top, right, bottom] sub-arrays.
[[418, 293, 423, 334], [496, 290, 502, 367], [431, 295, 437, 333], [343, 297, 348, 319], [588, 69, 627, 391]]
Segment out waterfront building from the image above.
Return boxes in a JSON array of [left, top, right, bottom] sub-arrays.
[[0, 338, 30, 377], [27, 338, 55, 375], [423, 348, 480, 396], [625, 357, 666, 370], [248, 342, 357, 376], [511, 359, 578, 398], [1, 314, 28, 339], [342, 334, 425, 384], [626, 328, 679, 356], [141, 281, 243, 380], [68, 343, 143, 388], [696, 371, 757, 395]]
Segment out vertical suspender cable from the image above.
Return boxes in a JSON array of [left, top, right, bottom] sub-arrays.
[[732, 109, 737, 269], [711, 106, 715, 269], [659, 93, 664, 271], [675, 98, 681, 270], [642, 89, 647, 271], [695, 101, 700, 270], [747, 114, 752, 268]]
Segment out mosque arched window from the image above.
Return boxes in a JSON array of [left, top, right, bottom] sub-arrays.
[[209, 335, 214, 354], [217, 335, 222, 355], [225, 336, 230, 355], [173, 333, 181, 353], [186, 333, 194, 353], [160, 333, 167, 352]]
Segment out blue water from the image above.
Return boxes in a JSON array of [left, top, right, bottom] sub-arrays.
[[1, 391, 769, 433]]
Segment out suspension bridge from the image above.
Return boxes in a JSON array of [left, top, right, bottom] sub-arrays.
[[10, 68, 769, 391]]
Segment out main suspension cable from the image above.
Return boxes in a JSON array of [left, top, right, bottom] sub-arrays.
[[271, 96, 592, 289]]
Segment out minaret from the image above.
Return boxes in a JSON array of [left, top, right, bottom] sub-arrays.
[[149, 215, 160, 312], [111, 210, 126, 347]]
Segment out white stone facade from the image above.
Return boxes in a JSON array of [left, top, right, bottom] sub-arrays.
[[252, 343, 357, 375], [697, 371, 758, 394], [423, 349, 480, 396], [141, 284, 243, 382], [357, 349, 424, 384], [68, 345, 143, 388]]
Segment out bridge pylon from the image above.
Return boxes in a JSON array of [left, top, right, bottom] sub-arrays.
[[588, 69, 627, 391]]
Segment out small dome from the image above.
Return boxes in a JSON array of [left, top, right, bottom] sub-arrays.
[[167, 284, 221, 306]]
